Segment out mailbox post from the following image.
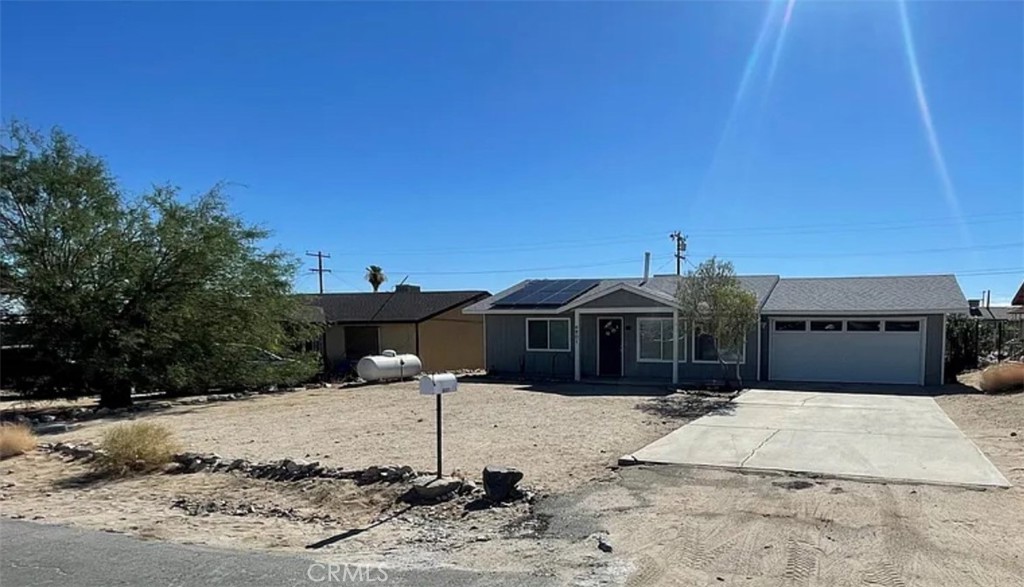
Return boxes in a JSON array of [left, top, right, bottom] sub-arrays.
[[419, 373, 457, 479]]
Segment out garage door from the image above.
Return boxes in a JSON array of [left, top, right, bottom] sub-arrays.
[[769, 318, 924, 385]]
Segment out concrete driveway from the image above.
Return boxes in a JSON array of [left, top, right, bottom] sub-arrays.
[[623, 389, 1010, 487]]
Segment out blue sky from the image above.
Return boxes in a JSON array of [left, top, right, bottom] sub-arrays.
[[2, 1, 1021, 301]]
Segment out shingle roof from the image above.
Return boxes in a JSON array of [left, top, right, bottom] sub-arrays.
[[300, 291, 489, 324], [970, 306, 1023, 321], [762, 275, 967, 314], [464, 274, 780, 312]]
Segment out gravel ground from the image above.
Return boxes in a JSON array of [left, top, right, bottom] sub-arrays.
[[23, 381, 688, 492], [3, 383, 1017, 586]]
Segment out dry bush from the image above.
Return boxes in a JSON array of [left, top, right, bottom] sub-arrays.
[[980, 362, 1024, 394], [96, 422, 179, 476], [0, 423, 37, 459]]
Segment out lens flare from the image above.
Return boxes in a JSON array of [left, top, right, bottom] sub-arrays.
[[896, 0, 968, 241], [688, 0, 782, 213], [766, 0, 797, 86]]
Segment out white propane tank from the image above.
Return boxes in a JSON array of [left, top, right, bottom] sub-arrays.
[[356, 352, 423, 382]]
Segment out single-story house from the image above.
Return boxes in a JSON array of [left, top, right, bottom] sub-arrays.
[[302, 285, 489, 373], [463, 273, 968, 386]]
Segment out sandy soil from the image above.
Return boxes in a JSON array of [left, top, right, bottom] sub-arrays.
[[2, 384, 1020, 586], [23, 381, 684, 492], [535, 388, 1024, 586], [0, 381, 689, 572]]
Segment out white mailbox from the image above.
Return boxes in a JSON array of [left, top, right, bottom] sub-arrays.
[[419, 373, 458, 395]]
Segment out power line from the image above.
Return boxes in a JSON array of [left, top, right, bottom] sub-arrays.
[[325, 213, 1022, 258], [687, 241, 1022, 260], [334, 256, 641, 277]]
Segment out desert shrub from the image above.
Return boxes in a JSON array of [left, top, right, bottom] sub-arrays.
[[0, 423, 37, 459], [980, 362, 1024, 394], [96, 422, 179, 476]]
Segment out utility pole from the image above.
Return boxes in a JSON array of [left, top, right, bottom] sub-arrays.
[[669, 231, 687, 276], [306, 251, 332, 294]]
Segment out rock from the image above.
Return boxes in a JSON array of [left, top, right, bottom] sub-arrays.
[[458, 479, 478, 495], [1011, 432, 1018, 437], [410, 476, 462, 500], [39, 415, 57, 423], [482, 465, 524, 502], [597, 535, 613, 553], [94, 407, 111, 417]]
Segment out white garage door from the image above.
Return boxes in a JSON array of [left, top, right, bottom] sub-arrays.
[[769, 318, 925, 385]]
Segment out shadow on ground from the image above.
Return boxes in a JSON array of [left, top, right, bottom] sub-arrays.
[[635, 393, 736, 420], [755, 381, 978, 398]]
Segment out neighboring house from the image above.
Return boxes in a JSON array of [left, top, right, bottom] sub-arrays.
[[302, 285, 489, 373], [1011, 281, 1024, 316], [464, 274, 968, 386]]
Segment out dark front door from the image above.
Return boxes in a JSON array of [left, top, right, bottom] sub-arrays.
[[598, 318, 623, 377]]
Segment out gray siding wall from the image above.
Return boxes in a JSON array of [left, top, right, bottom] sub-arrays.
[[484, 314, 575, 378], [924, 314, 943, 386], [576, 290, 671, 310], [486, 311, 758, 383]]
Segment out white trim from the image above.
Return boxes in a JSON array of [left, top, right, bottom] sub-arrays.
[[636, 316, 686, 364], [562, 283, 679, 312], [596, 317, 624, 377], [756, 317, 762, 382], [483, 314, 488, 369], [525, 317, 571, 352], [573, 310, 581, 381], [691, 324, 747, 364], [672, 309, 679, 385], [577, 306, 673, 315], [940, 313, 947, 384], [765, 309, 963, 317]]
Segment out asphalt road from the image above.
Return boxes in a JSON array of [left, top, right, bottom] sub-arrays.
[[0, 520, 555, 587]]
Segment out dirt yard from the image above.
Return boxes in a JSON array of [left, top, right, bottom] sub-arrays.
[[0, 381, 692, 570], [522, 388, 1024, 586], [2, 382, 1021, 585]]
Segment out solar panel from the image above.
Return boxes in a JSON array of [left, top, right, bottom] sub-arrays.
[[493, 279, 600, 307]]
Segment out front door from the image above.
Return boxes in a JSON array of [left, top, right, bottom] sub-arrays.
[[598, 318, 623, 377]]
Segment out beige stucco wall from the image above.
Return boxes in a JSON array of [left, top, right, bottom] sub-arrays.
[[417, 306, 484, 371], [379, 323, 416, 354]]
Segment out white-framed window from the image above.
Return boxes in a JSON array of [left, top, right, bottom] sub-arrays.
[[637, 317, 685, 363], [526, 318, 571, 352], [693, 324, 746, 363]]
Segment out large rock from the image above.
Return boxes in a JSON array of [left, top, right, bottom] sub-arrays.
[[482, 465, 524, 502], [410, 475, 462, 500]]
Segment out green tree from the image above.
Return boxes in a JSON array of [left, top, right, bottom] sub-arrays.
[[1, 122, 319, 407], [676, 258, 759, 387], [365, 265, 387, 292]]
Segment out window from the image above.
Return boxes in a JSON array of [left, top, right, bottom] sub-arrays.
[[526, 318, 571, 351], [885, 320, 920, 332], [810, 320, 843, 332], [637, 317, 685, 362], [693, 324, 745, 363], [847, 320, 881, 332], [774, 320, 806, 331]]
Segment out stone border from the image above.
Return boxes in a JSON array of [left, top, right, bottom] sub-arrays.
[[40, 442, 420, 484]]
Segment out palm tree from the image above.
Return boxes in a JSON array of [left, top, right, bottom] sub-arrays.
[[365, 265, 387, 292]]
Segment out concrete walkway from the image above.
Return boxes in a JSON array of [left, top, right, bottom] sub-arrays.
[[624, 389, 1010, 487]]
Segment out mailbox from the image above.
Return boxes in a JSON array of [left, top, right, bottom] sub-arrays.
[[419, 373, 458, 395]]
